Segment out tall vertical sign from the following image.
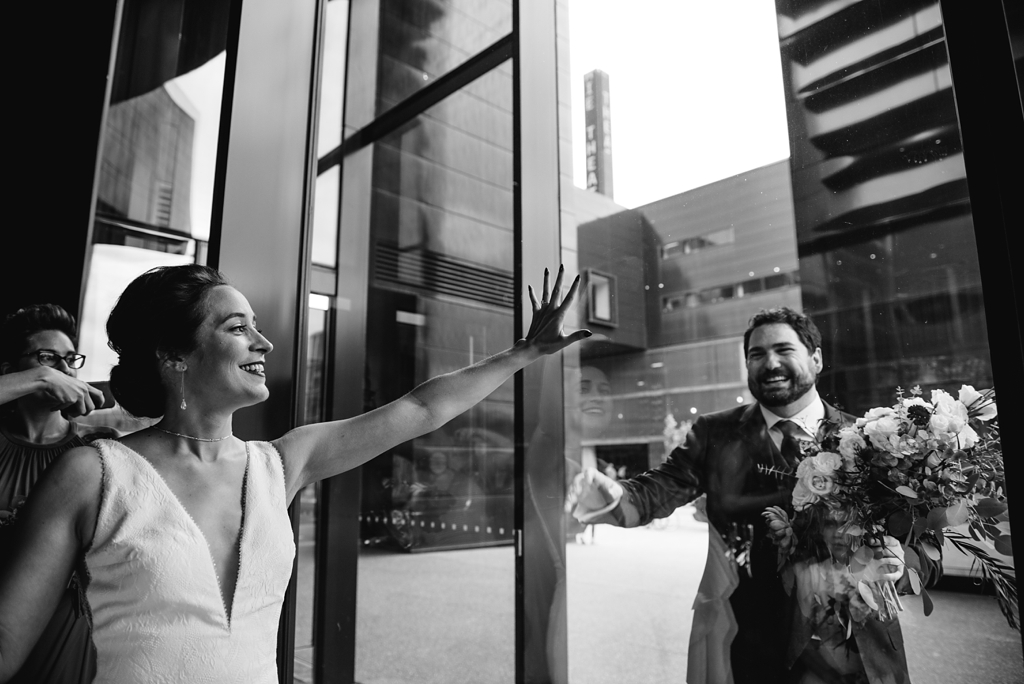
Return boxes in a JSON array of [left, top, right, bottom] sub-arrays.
[[584, 69, 614, 198]]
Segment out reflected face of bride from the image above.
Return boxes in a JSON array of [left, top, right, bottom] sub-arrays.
[[181, 286, 274, 411], [578, 366, 613, 439]]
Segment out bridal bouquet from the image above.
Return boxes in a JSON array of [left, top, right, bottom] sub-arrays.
[[761, 385, 1017, 637]]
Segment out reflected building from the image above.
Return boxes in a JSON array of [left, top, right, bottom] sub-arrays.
[[97, 84, 195, 236], [570, 161, 799, 473], [79, 81, 208, 385], [356, 2, 517, 552], [775, 0, 992, 410]]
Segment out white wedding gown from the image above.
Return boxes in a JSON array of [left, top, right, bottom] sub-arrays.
[[85, 439, 296, 684], [686, 524, 739, 684]]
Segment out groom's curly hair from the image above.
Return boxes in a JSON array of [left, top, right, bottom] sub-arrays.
[[743, 307, 822, 356]]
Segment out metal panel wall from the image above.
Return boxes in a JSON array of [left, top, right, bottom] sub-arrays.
[[206, 0, 321, 680], [211, 0, 319, 442]]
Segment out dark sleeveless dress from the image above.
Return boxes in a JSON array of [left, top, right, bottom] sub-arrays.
[[0, 422, 103, 684]]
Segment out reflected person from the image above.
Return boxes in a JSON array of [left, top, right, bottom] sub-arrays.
[[565, 364, 614, 544], [573, 307, 910, 684], [0, 264, 589, 684], [0, 304, 113, 684]]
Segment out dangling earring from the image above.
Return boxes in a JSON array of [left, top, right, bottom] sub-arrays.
[[179, 365, 187, 410]]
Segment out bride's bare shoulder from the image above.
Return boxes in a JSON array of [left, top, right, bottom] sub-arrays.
[[43, 444, 105, 491]]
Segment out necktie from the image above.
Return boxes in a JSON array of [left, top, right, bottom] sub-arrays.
[[776, 420, 804, 468]]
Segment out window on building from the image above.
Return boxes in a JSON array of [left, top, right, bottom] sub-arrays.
[[587, 270, 617, 326], [660, 226, 736, 258]]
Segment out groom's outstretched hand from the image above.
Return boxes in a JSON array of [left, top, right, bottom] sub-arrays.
[[571, 468, 624, 523]]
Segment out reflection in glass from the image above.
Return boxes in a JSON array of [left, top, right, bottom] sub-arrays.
[[562, 1, 1015, 682], [318, 0, 350, 158], [376, 0, 512, 116], [775, 0, 989, 412], [79, 0, 228, 385], [354, 67, 514, 684], [311, 0, 350, 268]]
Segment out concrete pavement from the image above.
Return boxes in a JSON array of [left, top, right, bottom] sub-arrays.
[[294, 509, 1022, 683]]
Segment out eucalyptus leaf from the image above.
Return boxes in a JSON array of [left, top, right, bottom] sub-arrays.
[[920, 541, 941, 561], [858, 581, 878, 611], [907, 567, 922, 595], [888, 511, 913, 537], [922, 587, 934, 616], [945, 500, 970, 527], [994, 535, 1013, 557], [926, 507, 948, 531], [896, 485, 918, 498], [976, 497, 1008, 518], [903, 545, 921, 572]]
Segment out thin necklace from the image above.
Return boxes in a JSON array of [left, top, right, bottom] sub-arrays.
[[152, 425, 233, 443]]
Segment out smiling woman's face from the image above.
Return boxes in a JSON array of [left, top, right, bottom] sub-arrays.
[[181, 286, 274, 411], [578, 365, 613, 439]]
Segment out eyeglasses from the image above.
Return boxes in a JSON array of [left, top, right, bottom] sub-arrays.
[[23, 349, 87, 369]]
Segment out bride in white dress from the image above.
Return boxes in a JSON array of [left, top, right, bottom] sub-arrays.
[[0, 264, 589, 684]]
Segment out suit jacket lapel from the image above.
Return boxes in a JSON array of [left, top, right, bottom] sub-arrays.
[[818, 400, 854, 441], [740, 403, 785, 469]]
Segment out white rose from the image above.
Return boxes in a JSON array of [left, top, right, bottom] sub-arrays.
[[812, 451, 842, 474], [837, 428, 866, 458], [857, 406, 897, 427], [792, 480, 818, 511], [863, 415, 901, 452], [931, 389, 969, 434], [793, 457, 836, 510]]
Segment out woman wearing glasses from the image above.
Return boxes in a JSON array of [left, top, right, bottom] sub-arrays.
[[0, 265, 588, 684], [0, 304, 111, 684]]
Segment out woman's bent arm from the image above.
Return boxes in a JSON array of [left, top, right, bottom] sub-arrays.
[[275, 268, 589, 501], [0, 447, 101, 682]]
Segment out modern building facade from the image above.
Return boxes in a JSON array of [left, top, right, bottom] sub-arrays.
[[775, 0, 995, 411], [571, 161, 799, 472], [3, 1, 1022, 683]]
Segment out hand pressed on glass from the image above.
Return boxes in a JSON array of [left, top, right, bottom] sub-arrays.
[[521, 265, 592, 356]]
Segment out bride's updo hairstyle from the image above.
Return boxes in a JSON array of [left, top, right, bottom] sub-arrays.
[[107, 264, 229, 418]]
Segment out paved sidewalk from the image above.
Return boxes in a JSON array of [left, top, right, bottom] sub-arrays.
[[298, 510, 1022, 683]]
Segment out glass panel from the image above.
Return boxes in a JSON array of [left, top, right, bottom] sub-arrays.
[[295, 298, 331, 683], [79, 0, 228, 396], [354, 66, 514, 683], [311, 0, 350, 267], [318, 0, 350, 158], [376, 0, 512, 117], [561, 1, 1016, 683]]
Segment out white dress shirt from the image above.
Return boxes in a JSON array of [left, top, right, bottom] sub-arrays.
[[759, 389, 826, 450]]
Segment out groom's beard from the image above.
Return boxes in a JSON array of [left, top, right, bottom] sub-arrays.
[[749, 368, 817, 408]]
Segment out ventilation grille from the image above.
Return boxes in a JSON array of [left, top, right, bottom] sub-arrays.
[[375, 242, 514, 309]]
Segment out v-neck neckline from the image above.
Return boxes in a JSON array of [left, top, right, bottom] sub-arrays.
[[116, 440, 251, 629]]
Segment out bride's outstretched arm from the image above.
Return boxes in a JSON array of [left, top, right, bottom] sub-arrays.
[[274, 266, 590, 503]]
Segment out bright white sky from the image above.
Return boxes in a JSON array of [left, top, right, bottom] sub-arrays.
[[568, 0, 792, 208]]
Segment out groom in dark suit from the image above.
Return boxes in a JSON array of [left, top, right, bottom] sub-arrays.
[[574, 307, 909, 684]]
